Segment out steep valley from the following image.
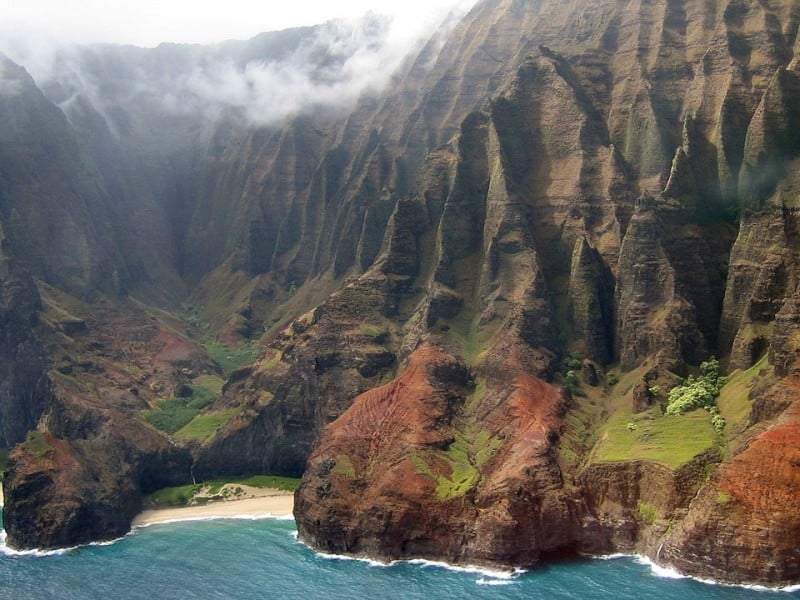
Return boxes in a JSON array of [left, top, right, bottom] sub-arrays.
[[1, 0, 799, 587]]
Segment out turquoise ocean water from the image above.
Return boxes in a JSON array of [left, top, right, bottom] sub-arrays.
[[1, 515, 798, 599]]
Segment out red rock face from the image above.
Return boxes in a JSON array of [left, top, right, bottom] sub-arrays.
[[659, 376, 800, 585], [295, 344, 577, 567], [298, 354, 800, 585], [723, 400, 800, 513]]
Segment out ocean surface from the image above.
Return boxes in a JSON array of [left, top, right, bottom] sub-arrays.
[[1, 514, 798, 600]]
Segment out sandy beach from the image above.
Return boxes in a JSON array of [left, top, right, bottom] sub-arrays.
[[132, 489, 294, 527]]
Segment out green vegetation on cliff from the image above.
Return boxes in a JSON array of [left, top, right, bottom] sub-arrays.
[[174, 410, 238, 444], [580, 367, 717, 470], [636, 501, 659, 525], [666, 359, 728, 433], [717, 355, 769, 434], [412, 429, 502, 500], [203, 342, 259, 375], [565, 343, 767, 475], [448, 321, 493, 366], [144, 376, 226, 435], [436, 433, 481, 500], [144, 405, 197, 435], [332, 454, 356, 478], [19, 431, 53, 461]]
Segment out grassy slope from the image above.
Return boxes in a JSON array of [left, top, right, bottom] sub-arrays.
[[717, 354, 770, 435], [570, 356, 769, 471], [143, 375, 227, 436], [566, 365, 719, 470], [202, 342, 259, 376], [174, 409, 238, 443]]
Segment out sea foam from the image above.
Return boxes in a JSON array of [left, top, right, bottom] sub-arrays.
[[0, 530, 74, 558], [589, 553, 629, 561]]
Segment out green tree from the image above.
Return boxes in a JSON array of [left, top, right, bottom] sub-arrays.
[[666, 358, 728, 433]]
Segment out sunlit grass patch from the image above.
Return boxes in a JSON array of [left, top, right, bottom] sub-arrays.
[[174, 409, 238, 443], [591, 408, 716, 469], [149, 475, 300, 507], [203, 342, 259, 375], [717, 354, 770, 434], [144, 376, 226, 435]]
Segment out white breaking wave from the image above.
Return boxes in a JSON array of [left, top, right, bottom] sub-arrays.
[[133, 512, 295, 529], [589, 553, 629, 561], [402, 558, 523, 580], [0, 531, 72, 558], [303, 540, 525, 584], [635, 556, 688, 580], [313, 550, 391, 569], [476, 578, 516, 586], [635, 555, 800, 592], [0, 529, 132, 558]]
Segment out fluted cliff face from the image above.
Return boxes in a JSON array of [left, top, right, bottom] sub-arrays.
[[289, 0, 800, 585], [0, 252, 51, 449], [0, 0, 799, 586]]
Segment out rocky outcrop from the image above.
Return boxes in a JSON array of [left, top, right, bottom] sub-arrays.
[[569, 238, 615, 365], [720, 54, 800, 370], [771, 291, 800, 376], [0, 290, 208, 550], [576, 454, 719, 557], [295, 344, 576, 566], [3, 403, 191, 549], [658, 376, 800, 585], [0, 56, 130, 298], [191, 277, 401, 480]]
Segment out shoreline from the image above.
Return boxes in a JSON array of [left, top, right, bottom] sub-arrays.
[[4, 482, 799, 591], [132, 490, 294, 527], [4, 493, 800, 592]]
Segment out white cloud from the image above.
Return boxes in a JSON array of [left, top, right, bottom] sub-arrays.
[[176, 13, 441, 124], [0, 1, 478, 47], [0, 2, 479, 127]]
